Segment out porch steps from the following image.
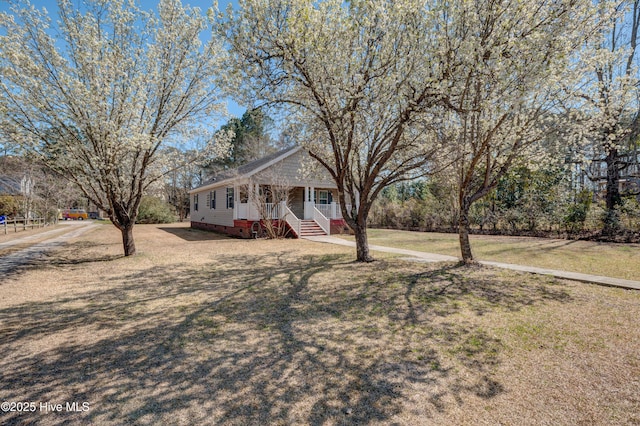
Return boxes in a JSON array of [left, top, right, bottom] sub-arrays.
[[298, 220, 327, 237]]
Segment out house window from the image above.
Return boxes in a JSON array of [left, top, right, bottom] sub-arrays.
[[239, 187, 248, 203], [226, 187, 234, 209], [317, 190, 329, 204], [261, 185, 273, 203], [194, 194, 199, 212], [210, 191, 216, 209]]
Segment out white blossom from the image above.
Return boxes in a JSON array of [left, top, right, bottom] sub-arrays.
[[431, 0, 602, 262], [0, 0, 228, 255], [218, 0, 444, 261]]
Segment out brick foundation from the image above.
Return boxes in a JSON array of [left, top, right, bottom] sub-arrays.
[[330, 219, 350, 235], [191, 218, 349, 238], [191, 220, 291, 239]]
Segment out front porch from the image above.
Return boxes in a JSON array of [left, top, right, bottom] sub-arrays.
[[233, 184, 348, 236]]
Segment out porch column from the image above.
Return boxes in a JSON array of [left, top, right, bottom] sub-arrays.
[[279, 200, 286, 219], [250, 183, 260, 220], [330, 202, 337, 219], [304, 186, 311, 219], [255, 183, 260, 220], [233, 185, 238, 220]]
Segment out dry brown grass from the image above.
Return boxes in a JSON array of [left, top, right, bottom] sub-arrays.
[[0, 223, 639, 425], [346, 228, 640, 280]]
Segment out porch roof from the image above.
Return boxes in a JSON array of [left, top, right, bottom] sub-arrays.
[[189, 145, 302, 194]]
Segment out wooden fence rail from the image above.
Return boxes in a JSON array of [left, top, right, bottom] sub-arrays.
[[1, 217, 50, 235]]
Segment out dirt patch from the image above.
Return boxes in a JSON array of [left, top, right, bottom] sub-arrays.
[[0, 223, 638, 425], [0, 224, 66, 245]]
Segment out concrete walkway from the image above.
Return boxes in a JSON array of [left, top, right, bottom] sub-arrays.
[[303, 235, 640, 291], [0, 222, 98, 277]]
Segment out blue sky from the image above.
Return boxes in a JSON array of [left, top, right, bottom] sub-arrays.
[[0, 0, 247, 122]]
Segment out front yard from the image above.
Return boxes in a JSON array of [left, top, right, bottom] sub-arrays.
[[1, 223, 639, 425], [342, 228, 640, 280]]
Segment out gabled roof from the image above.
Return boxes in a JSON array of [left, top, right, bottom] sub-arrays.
[[190, 145, 302, 193], [0, 176, 21, 195]]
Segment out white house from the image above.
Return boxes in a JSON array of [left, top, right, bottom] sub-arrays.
[[189, 146, 349, 238]]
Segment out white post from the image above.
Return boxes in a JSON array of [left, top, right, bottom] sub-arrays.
[[253, 183, 260, 220], [233, 185, 238, 219], [308, 186, 316, 220], [247, 183, 252, 220], [304, 186, 311, 219], [330, 202, 337, 219]]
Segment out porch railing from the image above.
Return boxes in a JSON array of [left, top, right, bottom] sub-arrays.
[[335, 203, 343, 219], [313, 207, 330, 235], [315, 204, 331, 218], [241, 201, 347, 222], [281, 203, 301, 237], [313, 202, 345, 219], [263, 203, 280, 220]]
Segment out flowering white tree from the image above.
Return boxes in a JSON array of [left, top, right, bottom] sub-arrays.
[[0, 0, 228, 256], [217, 0, 444, 261], [436, 0, 600, 263], [566, 0, 640, 234]]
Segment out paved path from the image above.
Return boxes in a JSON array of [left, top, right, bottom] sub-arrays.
[[0, 222, 98, 278], [303, 235, 640, 291]]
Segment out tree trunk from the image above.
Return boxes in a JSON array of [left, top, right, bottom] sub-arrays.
[[604, 147, 621, 235], [120, 225, 136, 256], [458, 201, 474, 263], [338, 190, 373, 262], [353, 224, 373, 262]]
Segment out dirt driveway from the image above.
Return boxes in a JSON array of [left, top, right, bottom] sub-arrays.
[[0, 222, 97, 278]]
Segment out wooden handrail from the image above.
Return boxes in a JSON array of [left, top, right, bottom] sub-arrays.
[[280, 204, 301, 237], [313, 207, 330, 235]]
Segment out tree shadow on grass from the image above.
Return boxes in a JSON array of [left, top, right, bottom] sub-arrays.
[[0, 240, 125, 283], [0, 249, 573, 425], [158, 226, 233, 242], [478, 238, 583, 258]]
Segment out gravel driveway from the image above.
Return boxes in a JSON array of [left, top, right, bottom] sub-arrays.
[[0, 222, 98, 278]]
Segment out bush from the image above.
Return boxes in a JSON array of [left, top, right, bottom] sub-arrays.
[[0, 195, 22, 217], [136, 196, 176, 224], [620, 197, 640, 231], [563, 190, 592, 234]]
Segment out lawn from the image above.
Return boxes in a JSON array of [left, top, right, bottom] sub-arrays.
[[1, 223, 639, 425], [342, 228, 640, 281]]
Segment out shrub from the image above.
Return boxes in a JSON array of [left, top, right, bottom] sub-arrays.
[[620, 197, 640, 231], [564, 190, 592, 234], [0, 195, 22, 217], [136, 196, 176, 224]]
